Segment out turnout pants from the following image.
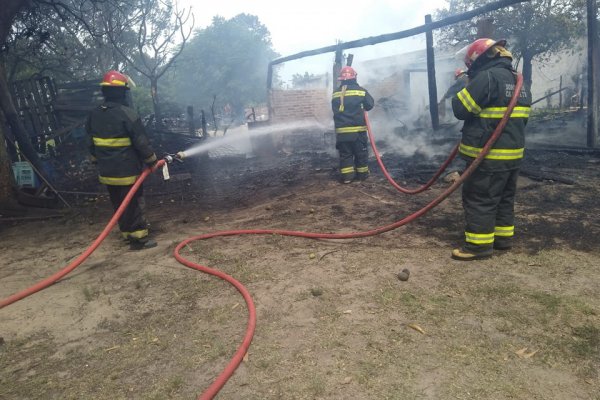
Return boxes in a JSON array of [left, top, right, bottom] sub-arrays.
[[336, 132, 369, 181], [106, 184, 149, 241], [462, 167, 519, 253]]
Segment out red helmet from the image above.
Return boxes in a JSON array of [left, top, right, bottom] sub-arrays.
[[464, 38, 507, 69], [100, 70, 132, 87], [338, 66, 357, 81], [454, 68, 466, 79]]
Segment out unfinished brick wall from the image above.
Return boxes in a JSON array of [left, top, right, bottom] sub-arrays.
[[269, 89, 332, 125]]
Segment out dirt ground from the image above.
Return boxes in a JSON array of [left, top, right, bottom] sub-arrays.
[[1, 123, 600, 400]]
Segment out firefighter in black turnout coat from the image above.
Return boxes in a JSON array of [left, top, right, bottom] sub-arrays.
[[331, 66, 375, 183], [451, 39, 532, 260], [86, 70, 158, 250]]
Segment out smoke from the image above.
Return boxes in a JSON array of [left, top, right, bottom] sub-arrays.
[[181, 120, 328, 158], [369, 115, 456, 160]]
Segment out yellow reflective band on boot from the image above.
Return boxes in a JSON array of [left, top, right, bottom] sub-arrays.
[[93, 137, 132, 147], [356, 166, 369, 173], [127, 229, 149, 239], [99, 175, 138, 185], [465, 231, 495, 245], [340, 166, 355, 174], [335, 126, 368, 133], [459, 143, 524, 160], [494, 225, 515, 237], [457, 88, 482, 114]]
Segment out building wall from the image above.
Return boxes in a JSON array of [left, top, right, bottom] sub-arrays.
[[269, 89, 332, 125]]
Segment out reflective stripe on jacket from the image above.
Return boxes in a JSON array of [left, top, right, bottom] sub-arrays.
[[86, 101, 157, 186], [452, 58, 532, 171], [332, 80, 375, 142]]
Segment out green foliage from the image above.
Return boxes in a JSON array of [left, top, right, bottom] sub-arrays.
[[130, 86, 154, 116], [2, 1, 131, 83], [434, 0, 586, 84], [168, 13, 279, 120], [291, 72, 317, 88]]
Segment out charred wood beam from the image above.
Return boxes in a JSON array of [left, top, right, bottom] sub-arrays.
[[268, 0, 529, 69], [425, 14, 439, 130], [527, 146, 600, 155], [520, 168, 576, 185], [531, 87, 569, 106]]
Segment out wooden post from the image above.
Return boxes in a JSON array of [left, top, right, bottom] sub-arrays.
[[476, 17, 495, 38], [200, 109, 207, 139], [267, 64, 273, 121], [425, 14, 439, 130], [587, 0, 599, 148], [559, 75, 563, 109], [187, 105, 195, 136], [333, 47, 343, 92]]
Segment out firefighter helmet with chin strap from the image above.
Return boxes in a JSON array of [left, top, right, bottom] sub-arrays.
[[338, 66, 357, 81], [464, 38, 507, 69], [100, 70, 134, 88]]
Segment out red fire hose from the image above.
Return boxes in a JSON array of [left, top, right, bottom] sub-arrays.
[[1, 75, 523, 399], [365, 112, 460, 194]]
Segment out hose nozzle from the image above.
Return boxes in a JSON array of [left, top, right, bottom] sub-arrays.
[[164, 152, 186, 164]]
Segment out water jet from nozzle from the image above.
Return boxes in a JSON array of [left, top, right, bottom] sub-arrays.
[[179, 120, 326, 159]]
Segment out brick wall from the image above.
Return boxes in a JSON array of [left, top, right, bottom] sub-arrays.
[[269, 89, 331, 125]]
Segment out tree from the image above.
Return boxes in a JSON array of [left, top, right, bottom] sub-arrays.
[[0, 0, 119, 206], [3, 1, 132, 82], [170, 13, 279, 121], [291, 72, 318, 89], [103, 0, 193, 121], [435, 0, 585, 86]]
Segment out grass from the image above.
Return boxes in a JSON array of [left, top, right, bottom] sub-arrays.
[[3, 206, 600, 400], [82, 286, 99, 301]]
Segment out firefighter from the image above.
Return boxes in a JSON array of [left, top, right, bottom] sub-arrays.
[[331, 66, 375, 184], [441, 68, 468, 103], [451, 39, 532, 261], [439, 68, 468, 120], [86, 70, 158, 250]]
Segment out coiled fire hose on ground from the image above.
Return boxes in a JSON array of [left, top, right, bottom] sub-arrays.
[[1, 75, 523, 399]]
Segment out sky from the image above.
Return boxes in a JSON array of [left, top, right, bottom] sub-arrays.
[[178, 0, 449, 82]]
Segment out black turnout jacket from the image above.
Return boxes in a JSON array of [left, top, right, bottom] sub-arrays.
[[86, 101, 157, 185], [332, 79, 375, 142], [452, 58, 532, 171]]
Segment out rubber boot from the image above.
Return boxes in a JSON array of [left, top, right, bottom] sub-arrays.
[[356, 172, 369, 182], [451, 248, 493, 261], [493, 239, 512, 251], [130, 238, 158, 251]]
